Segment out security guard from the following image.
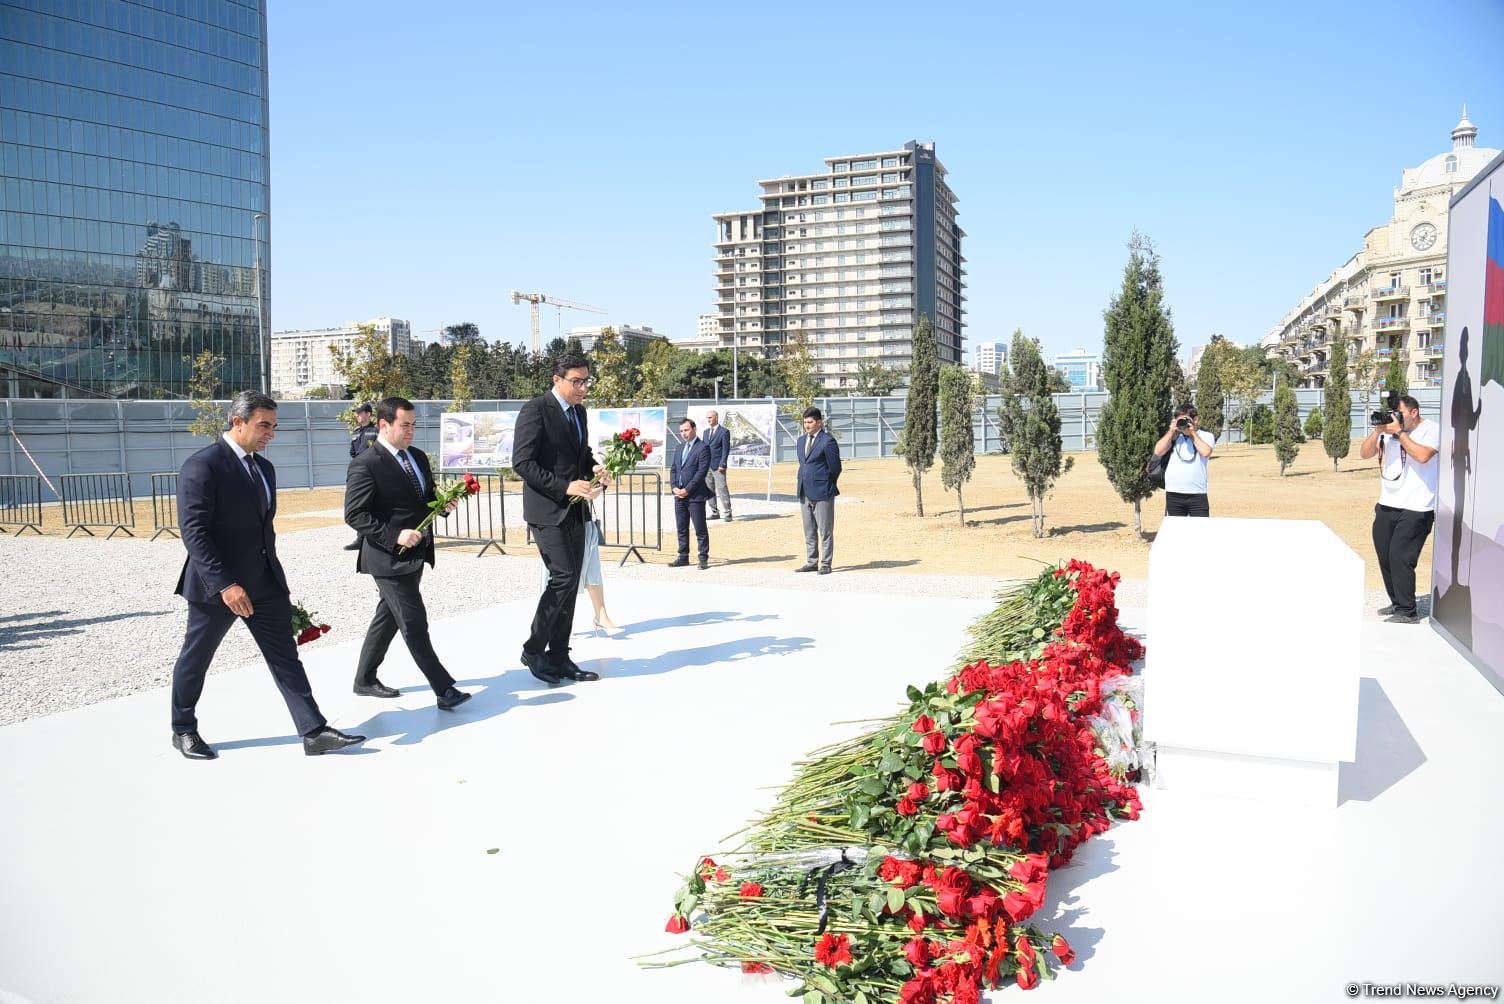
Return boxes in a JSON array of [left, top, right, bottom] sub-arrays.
[[344, 404, 380, 549]]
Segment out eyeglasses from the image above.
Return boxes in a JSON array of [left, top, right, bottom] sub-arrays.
[[562, 376, 594, 388]]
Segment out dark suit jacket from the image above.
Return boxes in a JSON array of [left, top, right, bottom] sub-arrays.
[[174, 438, 288, 603], [670, 438, 713, 500], [344, 443, 442, 576], [796, 431, 842, 502], [512, 393, 597, 526], [703, 424, 731, 470]]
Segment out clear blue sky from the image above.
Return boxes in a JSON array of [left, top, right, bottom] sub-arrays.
[[266, 0, 1504, 364]]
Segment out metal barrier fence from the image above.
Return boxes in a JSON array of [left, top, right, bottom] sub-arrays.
[[432, 471, 507, 557], [150, 472, 179, 540], [596, 470, 663, 565], [0, 474, 42, 535], [60, 472, 134, 538]]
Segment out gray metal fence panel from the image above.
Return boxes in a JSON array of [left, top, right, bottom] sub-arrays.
[[60, 472, 134, 538], [0, 474, 42, 534]]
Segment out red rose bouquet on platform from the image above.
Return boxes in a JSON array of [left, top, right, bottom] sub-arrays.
[[291, 602, 331, 647], [569, 427, 651, 505], [397, 471, 481, 553]]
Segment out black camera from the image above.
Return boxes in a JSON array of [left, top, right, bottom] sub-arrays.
[[1175, 418, 1192, 432], [1371, 391, 1401, 428]]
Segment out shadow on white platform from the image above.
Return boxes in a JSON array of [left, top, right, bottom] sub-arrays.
[[0, 584, 1501, 1003]]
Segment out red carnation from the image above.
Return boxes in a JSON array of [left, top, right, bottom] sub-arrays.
[[665, 914, 690, 934], [1050, 934, 1075, 966], [813, 932, 853, 968], [712, 867, 730, 883], [739, 882, 763, 899]]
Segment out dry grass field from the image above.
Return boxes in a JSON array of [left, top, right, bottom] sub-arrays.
[[7, 439, 1419, 591]]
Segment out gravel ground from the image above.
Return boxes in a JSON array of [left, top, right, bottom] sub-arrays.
[[0, 506, 1410, 727]]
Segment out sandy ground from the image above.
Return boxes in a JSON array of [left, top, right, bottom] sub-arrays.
[[6, 440, 1421, 591]]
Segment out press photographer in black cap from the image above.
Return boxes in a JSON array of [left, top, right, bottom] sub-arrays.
[[345, 403, 379, 550]]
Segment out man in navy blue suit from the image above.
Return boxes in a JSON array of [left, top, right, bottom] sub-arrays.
[[794, 406, 842, 575], [669, 416, 713, 569], [167, 390, 366, 760]]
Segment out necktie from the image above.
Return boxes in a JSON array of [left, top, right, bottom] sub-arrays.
[[396, 449, 423, 496], [570, 406, 585, 445], [244, 455, 268, 517]]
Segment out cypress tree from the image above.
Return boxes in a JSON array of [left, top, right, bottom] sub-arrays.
[[1304, 405, 1324, 440], [938, 364, 976, 525], [1323, 333, 1352, 470], [998, 331, 1072, 538], [1273, 375, 1301, 475], [1194, 336, 1226, 440], [1097, 234, 1179, 537], [897, 314, 938, 517]]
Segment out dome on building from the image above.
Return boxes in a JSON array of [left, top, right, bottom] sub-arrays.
[[1400, 109, 1499, 192]]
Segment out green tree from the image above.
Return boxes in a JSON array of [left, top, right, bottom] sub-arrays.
[[330, 323, 408, 428], [896, 315, 939, 517], [938, 364, 976, 525], [1045, 368, 1072, 395], [855, 358, 906, 397], [999, 332, 1073, 538], [1304, 404, 1324, 440], [450, 343, 474, 411], [1323, 333, 1352, 470], [1220, 353, 1267, 442], [442, 321, 483, 347], [1245, 404, 1274, 444], [1096, 234, 1180, 537], [1168, 356, 1191, 410], [184, 350, 225, 440], [635, 339, 676, 405], [778, 330, 822, 421], [1273, 375, 1302, 475], [1384, 351, 1409, 397], [305, 385, 331, 400], [1194, 336, 1227, 439], [588, 327, 631, 407]]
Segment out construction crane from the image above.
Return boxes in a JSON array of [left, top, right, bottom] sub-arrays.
[[509, 291, 606, 352]]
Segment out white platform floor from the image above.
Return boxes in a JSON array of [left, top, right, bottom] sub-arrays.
[[1, 580, 1501, 1003]]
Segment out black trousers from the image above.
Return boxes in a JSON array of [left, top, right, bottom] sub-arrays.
[[170, 585, 326, 736], [1165, 492, 1210, 517], [1373, 504, 1435, 616], [675, 496, 708, 559], [528, 511, 587, 656], [354, 568, 456, 694]]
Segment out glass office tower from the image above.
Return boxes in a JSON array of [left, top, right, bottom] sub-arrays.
[[0, 0, 270, 398]]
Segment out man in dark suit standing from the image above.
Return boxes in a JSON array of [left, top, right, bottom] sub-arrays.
[[669, 417, 713, 569], [344, 403, 379, 550], [511, 354, 609, 685], [794, 406, 841, 576], [168, 390, 365, 759], [343, 396, 471, 711], [702, 410, 733, 521]]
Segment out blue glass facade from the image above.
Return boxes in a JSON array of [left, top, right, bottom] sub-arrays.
[[0, 0, 269, 398]]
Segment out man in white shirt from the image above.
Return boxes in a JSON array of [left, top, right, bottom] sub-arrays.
[[1153, 405, 1216, 517], [1359, 394, 1439, 624]]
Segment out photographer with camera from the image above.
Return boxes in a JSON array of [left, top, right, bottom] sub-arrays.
[[1153, 404, 1216, 517], [1359, 393, 1439, 624]]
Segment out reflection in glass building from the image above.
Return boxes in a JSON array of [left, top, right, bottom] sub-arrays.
[[0, 0, 270, 398]]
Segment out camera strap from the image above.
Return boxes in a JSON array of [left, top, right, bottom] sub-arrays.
[[1379, 434, 1407, 482], [1173, 435, 1197, 463]]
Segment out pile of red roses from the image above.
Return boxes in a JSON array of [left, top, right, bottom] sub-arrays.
[[646, 562, 1144, 1002]]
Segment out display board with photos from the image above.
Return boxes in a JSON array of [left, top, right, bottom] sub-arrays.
[[439, 410, 520, 470], [684, 403, 776, 469], [586, 407, 667, 468]]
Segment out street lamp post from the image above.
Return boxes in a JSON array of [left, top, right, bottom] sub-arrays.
[[713, 376, 722, 405], [732, 338, 738, 400], [252, 212, 267, 394]]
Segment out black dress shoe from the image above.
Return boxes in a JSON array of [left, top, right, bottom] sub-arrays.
[[437, 686, 472, 710], [1377, 603, 1398, 615], [818, 567, 832, 575], [521, 649, 562, 686], [795, 564, 817, 573], [353, 681, 400, 698], [303, 726, 366, 756], [668, 556, 690, 567], [554, 655, 600, 682], [172, 731, 217, 760], [1385, 612, 1422, 624], [698, 558, 709, 570], [343, 540, 361, 551]]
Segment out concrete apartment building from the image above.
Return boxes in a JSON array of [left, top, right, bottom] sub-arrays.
[[1263, 111, 1499, 391], [565, 323, 670, 354], [711, 141, 965, 390], [270, 316, 412, 396]]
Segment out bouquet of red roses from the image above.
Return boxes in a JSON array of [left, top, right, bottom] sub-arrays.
[[291, 601, 331, 647], [569, 427, 652, 505], [397, 471, 481, 553]]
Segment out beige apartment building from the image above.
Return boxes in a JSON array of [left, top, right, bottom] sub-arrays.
[[1264, 111, 1498, 392], [270, 316, 412, 396]]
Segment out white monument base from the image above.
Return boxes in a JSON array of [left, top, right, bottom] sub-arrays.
[[1144, 517, 1363, 808]]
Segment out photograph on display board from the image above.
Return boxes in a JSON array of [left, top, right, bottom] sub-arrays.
[[440, 411, 520, 470], [685, 404, 776, 469], [1433, 171, 1504, 687], [587, 407, 667, 468]]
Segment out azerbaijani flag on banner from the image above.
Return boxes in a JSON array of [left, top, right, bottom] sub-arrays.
[[1484, 195, 1504, 388]]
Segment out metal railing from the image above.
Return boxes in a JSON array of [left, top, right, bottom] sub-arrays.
[[0, 474, 43, 535], [150, 472, 179, 540], [60, 473, 135, 538], [432, 471, 507, 557], [594, 470, 663, 566]]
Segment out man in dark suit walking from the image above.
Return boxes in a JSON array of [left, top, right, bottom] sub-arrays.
[[343, 396, 471, 711], [702, 410, 733, 521], [168, 390, 365, 759], [511, 354, 610, 685], [669, 417, 713, 569], [794, 406, 841, 576]]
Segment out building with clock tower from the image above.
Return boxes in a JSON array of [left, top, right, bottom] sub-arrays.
[[1263, 110, 1499, 392]]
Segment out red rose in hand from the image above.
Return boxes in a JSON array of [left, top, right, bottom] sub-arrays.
[[739, 882, 763, 899], [642, 442, 653, 456], [1050, 934, 1075, 966], [318, 624, 331, 634], [665, 914, 690, 934], [464, 473, 481, 495], [813, 932, 853, 968]]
